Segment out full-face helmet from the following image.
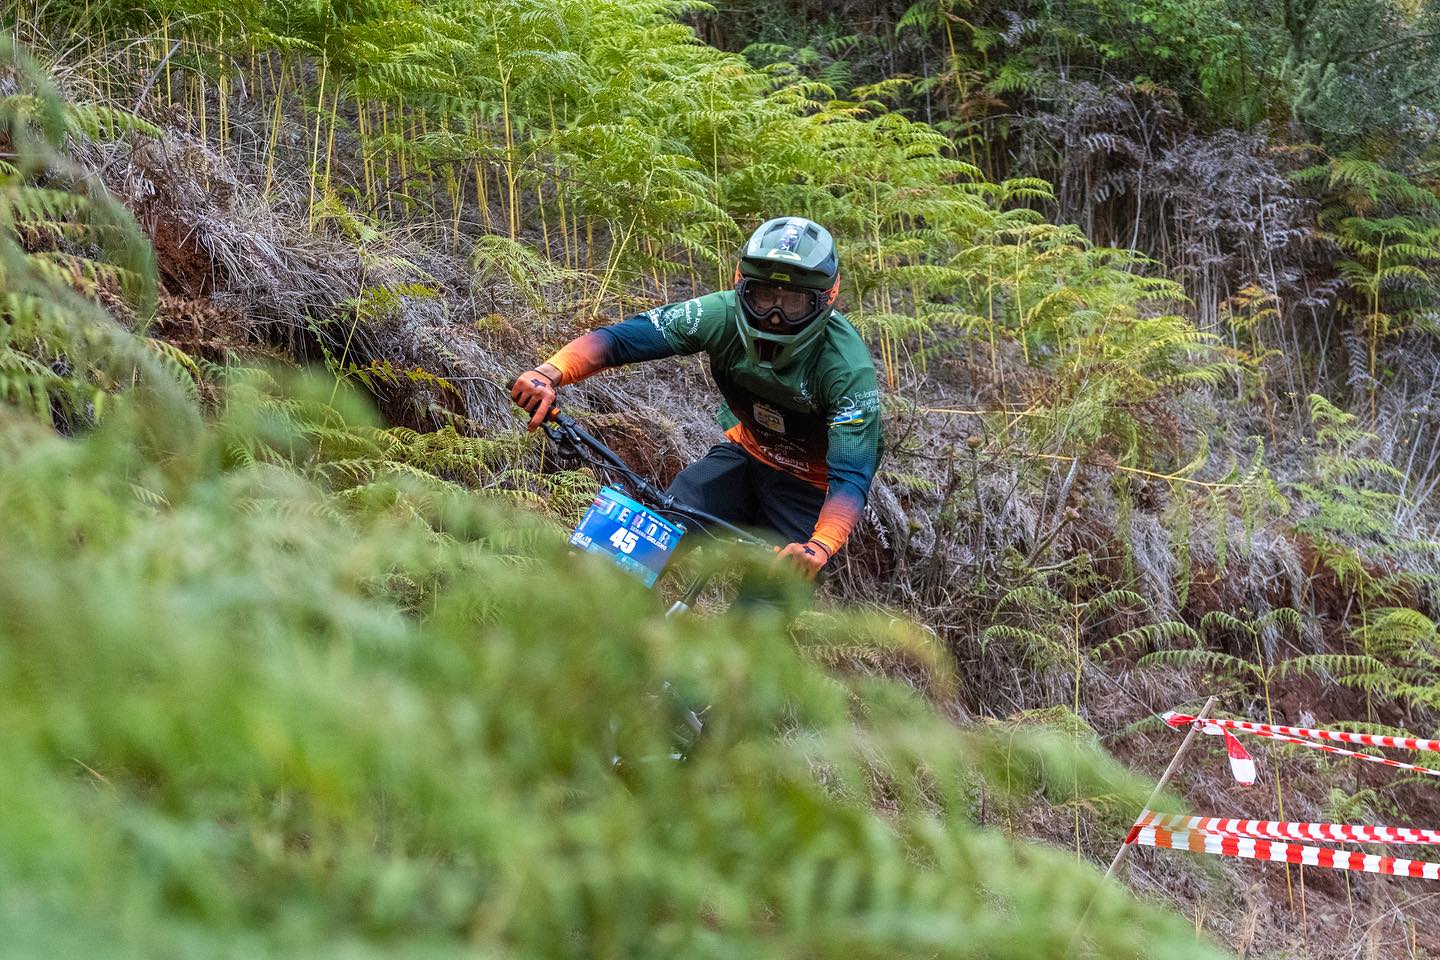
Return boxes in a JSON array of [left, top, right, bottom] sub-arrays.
[[733, 217, 840, 369]]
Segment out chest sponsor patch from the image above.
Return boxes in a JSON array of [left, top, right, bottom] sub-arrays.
[[752, 401, 787, 433]]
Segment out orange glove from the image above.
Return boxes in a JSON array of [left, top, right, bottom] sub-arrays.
[[773, 539, 831, 580], [511, 368, 558, 431]]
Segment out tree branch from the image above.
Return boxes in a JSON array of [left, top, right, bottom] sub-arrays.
[[1339, 30, 1440, 61]]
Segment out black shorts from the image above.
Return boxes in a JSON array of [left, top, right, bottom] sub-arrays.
[[664, 441, 826, 547]]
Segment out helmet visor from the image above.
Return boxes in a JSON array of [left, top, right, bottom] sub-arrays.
[[738, 279, 822, 332]]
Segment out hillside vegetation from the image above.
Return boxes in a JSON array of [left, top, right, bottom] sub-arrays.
[[2, 0, 1440, 955]]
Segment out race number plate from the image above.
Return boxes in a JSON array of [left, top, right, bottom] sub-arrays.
[[569, 486, 685, 587]]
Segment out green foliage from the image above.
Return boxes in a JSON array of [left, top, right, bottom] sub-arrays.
[[7, 0, 1239, 517], [1017, 0, 1274, 126], [829, 0, 1440, 146], [1336, 608, 1440, 710], [0, 39, 170, 426], [0, 369, 1224, 959], [1293, 156, 1440, 410], [982, 575, 1197, 679], [1288, 395, 1440, 718], [1294, 394, 1406, 541], [1137, 608, 1301, 676], [470, 234, 591, 316], [857, 196, 1224, 464], [1027, 0, 1440, 139], [219, 364, 496, 479], [790, 607, 957, 698], [1272, 0, 1440, 144]]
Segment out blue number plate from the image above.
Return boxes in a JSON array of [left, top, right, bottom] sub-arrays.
[[569, 486, 685, 587]]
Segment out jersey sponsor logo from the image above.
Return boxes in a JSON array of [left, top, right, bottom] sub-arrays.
[[851, 388, 881, 410], [762, 442, 810, 473], [752, 401, 787, 433], [648, 297, 704, 338], [829, 390, 880, 427]]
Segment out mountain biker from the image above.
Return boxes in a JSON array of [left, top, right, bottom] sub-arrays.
[[511, 217, 882, 581]]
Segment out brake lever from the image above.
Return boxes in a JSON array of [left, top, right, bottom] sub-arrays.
[[541, 413, 583, 467], [541, 406, 575, 444]]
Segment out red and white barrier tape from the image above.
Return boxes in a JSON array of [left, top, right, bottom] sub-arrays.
[[1120, 710, 1440, 879], [1163, 713, 1440, 753], [1128, 824, 1440, 880], [1163, 712, 1440, 781], [1220, 728, 1256, 785], [1134, 810, 1440, 847]]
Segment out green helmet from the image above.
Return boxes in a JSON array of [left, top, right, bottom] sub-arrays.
[[734, 217, 840, 370]]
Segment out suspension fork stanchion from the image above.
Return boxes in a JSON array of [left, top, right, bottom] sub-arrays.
[[666, 571, 714, 618]]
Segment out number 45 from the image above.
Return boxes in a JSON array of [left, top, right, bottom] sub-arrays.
[[609, 528, 639, 554]]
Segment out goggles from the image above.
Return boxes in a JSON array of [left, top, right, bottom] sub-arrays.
[[737, 278, 826, 332]]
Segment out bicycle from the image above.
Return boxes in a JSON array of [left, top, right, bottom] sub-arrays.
[[542, 409, 778, 754]]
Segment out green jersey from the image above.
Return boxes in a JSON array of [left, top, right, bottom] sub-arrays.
[[546, 291, 882, 553]]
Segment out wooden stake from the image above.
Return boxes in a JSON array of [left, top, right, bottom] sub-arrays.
[[1069, 695, 1218, 956]]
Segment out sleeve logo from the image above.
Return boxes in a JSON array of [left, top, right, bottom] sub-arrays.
[[830, 390, 879, 427], [650, 297, 704, 337]]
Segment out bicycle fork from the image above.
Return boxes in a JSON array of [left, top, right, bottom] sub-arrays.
[[663, 571, 714, 737], [664, 570, 712, 618]]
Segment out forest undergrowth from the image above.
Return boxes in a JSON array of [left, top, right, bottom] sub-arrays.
[[3, 0, 1440, 955]]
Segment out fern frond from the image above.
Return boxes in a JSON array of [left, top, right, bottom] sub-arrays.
[[1090, 621, 1198, 662]]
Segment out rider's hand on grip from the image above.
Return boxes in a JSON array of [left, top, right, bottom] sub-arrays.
[[774, 539, 830, 580], [511, 369, 558, 431]]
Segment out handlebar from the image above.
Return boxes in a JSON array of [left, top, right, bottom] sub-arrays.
[[542, 409, 771, 550]]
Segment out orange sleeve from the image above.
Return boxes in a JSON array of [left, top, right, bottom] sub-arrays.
[[544, 331, 613, 385], [544, 313, 681, 384], [809, 489, 866, 557]]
